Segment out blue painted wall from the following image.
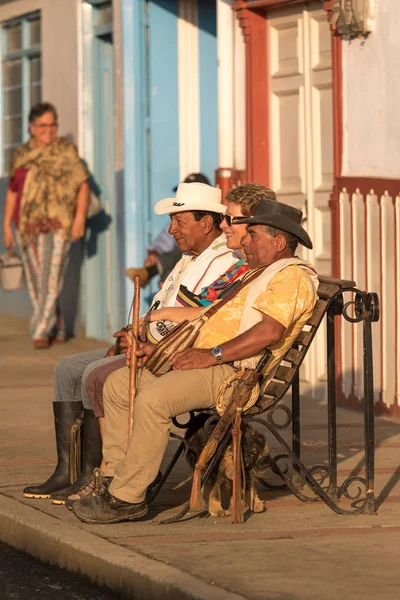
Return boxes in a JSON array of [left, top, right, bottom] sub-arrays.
[[148, 0, 179, 240], [122, 0, 181, 312], [198, 0, 218, 184], [121, 0, 148, 313]]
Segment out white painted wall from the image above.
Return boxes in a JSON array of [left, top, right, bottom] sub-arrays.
[[178, 0, 200, 180], [217, 0, 234, 169], [342, 0, 400, 178], [0, 0, 80, 143]]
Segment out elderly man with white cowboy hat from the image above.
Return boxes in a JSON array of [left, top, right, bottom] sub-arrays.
[[23, 181, 238, 505], [71, 197, 319, 525], [145, 181, 237, 343], [126, 173, 212, 288]]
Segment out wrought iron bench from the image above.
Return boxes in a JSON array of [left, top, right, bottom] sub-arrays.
[[147, 276, 379, 521]]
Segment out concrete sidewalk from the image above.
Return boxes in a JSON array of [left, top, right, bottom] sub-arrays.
[[1, 315, 400, 599]]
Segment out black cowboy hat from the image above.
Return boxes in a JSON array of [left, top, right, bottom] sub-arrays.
[[237, 198, 313, 249]]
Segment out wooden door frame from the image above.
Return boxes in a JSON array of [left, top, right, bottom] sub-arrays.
[[232, 1, 342, 210]]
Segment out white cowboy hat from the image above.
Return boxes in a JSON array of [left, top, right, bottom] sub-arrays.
[[154, 182, 226, 216]]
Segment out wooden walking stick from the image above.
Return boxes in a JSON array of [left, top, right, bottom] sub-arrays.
[[128, 275, 141, 438]]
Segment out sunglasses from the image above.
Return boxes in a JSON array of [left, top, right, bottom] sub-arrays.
[[34, 123, 58, 129], [222, 214, 247, 226]]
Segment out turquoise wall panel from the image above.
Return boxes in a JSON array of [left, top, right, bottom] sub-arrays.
[[198, 0, 218, 185], [84, 31, 118, 341], [121, 0, 148, 313], [148, 0, 179, 241]]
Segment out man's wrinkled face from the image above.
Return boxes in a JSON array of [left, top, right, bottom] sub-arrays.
[[241, 224, 283, 268], [168, 211, 207, 254]]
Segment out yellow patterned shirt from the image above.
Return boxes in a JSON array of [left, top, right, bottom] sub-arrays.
[[194, 265, 317, 373]]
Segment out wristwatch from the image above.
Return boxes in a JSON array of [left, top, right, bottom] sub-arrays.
[[211, 346, 223, 365]]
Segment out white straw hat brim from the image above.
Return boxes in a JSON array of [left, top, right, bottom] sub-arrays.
[[154, 198, 227, 216]]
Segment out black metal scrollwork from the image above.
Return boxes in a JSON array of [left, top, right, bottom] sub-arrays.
[[343, 290, 380, 323], [308, 465, 331, 490], [244, 283, 378, 517], [155, 279, 378, 522], [339, 475, 368, 502], [266, 405, 292, 429]]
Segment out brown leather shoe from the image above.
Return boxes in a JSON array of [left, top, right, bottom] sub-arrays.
[[125, 267, 149, 287]]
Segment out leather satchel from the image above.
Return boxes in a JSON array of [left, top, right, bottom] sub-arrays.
[[145, 316, 206, 376], [145, 267, 264, 376]]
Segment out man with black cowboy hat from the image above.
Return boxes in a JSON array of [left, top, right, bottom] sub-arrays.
[[71, 197, 319, 525]]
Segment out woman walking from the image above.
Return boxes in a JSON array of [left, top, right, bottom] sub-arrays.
[[2, 102, 89, 348]]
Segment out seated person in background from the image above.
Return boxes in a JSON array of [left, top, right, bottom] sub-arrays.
[[126, 173, 211, 287], [71, 197, 319, 524], [22, 181, 235, 504]]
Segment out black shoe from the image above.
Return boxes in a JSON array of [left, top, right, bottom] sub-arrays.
[[50, 409, 102, 505], [23, 402, 83, 499], [66, 468, 159, 511], [72, 490, 148, 524]]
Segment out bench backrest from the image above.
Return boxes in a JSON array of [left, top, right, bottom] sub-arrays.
[[249, 276, 355, 415]]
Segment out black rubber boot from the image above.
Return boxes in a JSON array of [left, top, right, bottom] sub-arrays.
[[50, 409, 103, 505], [23, 401, 83, 499]]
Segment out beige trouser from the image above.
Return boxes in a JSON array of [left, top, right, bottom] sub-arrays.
[[103, 363, 236, 504]]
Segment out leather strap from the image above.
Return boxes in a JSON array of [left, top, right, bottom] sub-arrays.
[[202, 266, 265, 320]]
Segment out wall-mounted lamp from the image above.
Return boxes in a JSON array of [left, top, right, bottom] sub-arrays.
[[330, 0, 378, 41]]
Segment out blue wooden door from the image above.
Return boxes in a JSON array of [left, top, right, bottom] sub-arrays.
[[85, 32, 118, 340]]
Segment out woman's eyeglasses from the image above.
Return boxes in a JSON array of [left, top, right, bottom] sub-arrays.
[[221, 214, 247, 226]]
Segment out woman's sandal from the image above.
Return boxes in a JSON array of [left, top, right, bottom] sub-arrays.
[[33, 338, 50, 349]]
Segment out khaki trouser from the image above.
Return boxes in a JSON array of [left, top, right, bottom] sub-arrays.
[[103, 363, 236, 504]]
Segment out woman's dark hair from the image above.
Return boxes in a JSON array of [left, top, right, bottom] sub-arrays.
[[28, 102, 58, 124]]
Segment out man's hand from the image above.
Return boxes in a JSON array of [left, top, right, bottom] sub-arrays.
[[171, 348, 215, 371], [104, 345, 117, 358], [3, 224, 15, 249], [126, 341, 156, 367], [113, 329, 131, 354], [144, 251, 159, 268]]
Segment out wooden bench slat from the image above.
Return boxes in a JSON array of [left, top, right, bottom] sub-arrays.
[[318, 275, 356, 289], [274, 365, 296, 382], [263, 380, 289, 398], [306, 300, 328, 327], [284, 348, 303, 366], [295, 330, 313, 346], [255, 395, 276, 412], [316, 283, 341, 300]]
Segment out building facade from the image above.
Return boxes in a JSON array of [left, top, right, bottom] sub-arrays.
[[0, 0, 219, 340], [0, 0, 398, 416], [228, 0, 399, 416]]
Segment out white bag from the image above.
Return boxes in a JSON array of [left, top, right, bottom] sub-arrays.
[[0, 251, 26, 291]]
